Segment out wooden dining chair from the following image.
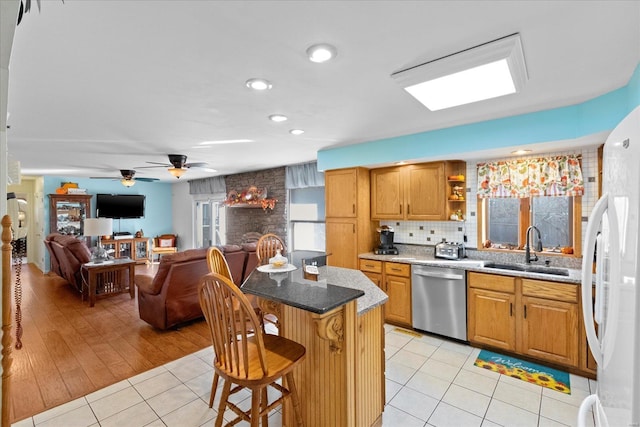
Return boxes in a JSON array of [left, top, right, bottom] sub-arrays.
[[255, 233, 285, 265], [199, 273, 306, 427], [205, 247, 265, 408]]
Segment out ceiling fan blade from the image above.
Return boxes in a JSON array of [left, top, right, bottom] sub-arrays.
[[185, 162, 209, 168], [135, 164, 169, 169], [90, 176, 118, 180], [135, 177, 160, 182]]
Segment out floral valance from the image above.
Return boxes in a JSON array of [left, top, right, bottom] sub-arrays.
[[477, 155, 584, 198]]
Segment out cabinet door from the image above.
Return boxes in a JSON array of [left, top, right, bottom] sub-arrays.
[[385, 275, 412, 327], [370, 167, 403, 220], [468, 288, 516, 351], [325, 169, 358, 218], [326, 219, 358, 269], [134, 238, 150, 263], [49, 194, 92, 244], [520, 296, 579, 366], [405, 163, 446, 220], [362, 271, 383, 289]]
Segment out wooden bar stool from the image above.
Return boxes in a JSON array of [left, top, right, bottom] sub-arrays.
[[199, 272, 305, 426]]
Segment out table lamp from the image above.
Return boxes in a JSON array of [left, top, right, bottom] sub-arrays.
[[84, 218, 113, 262]]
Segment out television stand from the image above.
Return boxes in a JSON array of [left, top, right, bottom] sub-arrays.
[[101, 237, 150, 264]]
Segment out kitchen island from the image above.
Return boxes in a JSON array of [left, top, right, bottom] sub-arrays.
[[242, 265, 388, 427]]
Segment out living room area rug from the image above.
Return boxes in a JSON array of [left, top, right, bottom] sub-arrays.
[[474, 349, 571, 394]]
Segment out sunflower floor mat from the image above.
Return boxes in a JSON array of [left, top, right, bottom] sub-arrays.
[[474, 349, 571, 394]]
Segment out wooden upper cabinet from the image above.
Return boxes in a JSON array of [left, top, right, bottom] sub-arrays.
[[370, 167, 403, 219], [405, 162, 445, 220], [371, 162, 448, 220], [325, 168, 359, 218]]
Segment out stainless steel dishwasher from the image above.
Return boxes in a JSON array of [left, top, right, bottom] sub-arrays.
[[411, 265, 467, 341]]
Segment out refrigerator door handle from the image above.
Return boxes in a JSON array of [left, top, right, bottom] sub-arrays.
[[578, 394, 609, 427], [581, 194, 608, 366]]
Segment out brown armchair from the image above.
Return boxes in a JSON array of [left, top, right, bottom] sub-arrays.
[[151, 234, 178, 262], [136, 248, 209, 329]]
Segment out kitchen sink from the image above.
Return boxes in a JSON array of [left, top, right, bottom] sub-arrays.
[[484, 262, 570, 277]]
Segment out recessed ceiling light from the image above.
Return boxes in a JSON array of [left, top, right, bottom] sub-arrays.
[[245, 78, 272, 91], [306, 43, 337, 63], [392, 33, 527, 111], [198, 139, 253, 145], [269, 114, 288, 122], [289, 129, 305, 135], [511, 149, 532, 155]]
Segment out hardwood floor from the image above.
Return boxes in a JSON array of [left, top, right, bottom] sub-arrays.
[[8, 263, 211, 423]]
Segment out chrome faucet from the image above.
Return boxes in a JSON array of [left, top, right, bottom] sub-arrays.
[[525, 225, 543, 264]]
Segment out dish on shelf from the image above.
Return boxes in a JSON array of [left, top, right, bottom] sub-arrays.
[[257, 264, 297, 273]]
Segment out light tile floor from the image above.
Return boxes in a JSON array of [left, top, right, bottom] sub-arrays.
[[13, 325, 596, 427]]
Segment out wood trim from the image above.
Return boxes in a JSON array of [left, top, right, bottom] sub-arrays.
[[2, 215, 13, 427]]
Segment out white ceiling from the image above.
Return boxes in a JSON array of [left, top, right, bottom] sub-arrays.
[[6, 0, 640, 182]]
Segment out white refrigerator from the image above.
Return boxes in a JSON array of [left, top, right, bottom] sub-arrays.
[[578, 105, 640, 427]]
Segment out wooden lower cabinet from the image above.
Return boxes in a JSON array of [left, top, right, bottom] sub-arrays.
[[468, 286, 516, 351], [468, 272, 581, 370], [360, 259, 411, 327]]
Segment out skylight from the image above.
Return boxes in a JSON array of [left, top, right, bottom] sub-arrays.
[[392, 33, 528, 111]]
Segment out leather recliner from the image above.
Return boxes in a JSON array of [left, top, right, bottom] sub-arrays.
[[135, 248, 210, 330], [44, 233, 92, 292]]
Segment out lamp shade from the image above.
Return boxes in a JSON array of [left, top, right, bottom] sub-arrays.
[[168, 167, 187, 178], [84, 218, 113, 237]]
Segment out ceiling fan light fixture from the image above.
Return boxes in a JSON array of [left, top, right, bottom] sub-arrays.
[[168, 167, 187, 178], [120, 178, 136, 187]]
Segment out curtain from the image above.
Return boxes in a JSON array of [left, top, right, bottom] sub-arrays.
[[477, 155, 584, 198], [285, 161, 325, 189], [189, 175, 226, 198]]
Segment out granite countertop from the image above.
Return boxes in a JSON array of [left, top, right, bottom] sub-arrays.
[[242, 265, 388, 315], [359, 252, 584, 284]]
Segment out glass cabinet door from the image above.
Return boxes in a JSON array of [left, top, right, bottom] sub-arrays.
[[49, 194, 92, 243]]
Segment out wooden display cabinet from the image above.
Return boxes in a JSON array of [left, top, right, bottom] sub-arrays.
[[49, 194, 92, 244], [102, 237, 151, 264]]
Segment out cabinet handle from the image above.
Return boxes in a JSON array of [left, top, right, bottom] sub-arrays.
[[352, 204, 355, 214], [407, 204, 410, 215], [524, 305, 527, 319], [510, 303, 513, 317], [353, 224, 355, 233]]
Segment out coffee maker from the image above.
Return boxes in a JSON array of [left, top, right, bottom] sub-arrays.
[[374, 226, 399, 255]]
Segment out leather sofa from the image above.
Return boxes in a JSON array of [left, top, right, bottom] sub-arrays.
[[135, 244, 267, 330], [44, 233, 92, 292]]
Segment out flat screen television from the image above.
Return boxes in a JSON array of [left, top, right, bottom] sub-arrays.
[[96, 194, 145, 219]]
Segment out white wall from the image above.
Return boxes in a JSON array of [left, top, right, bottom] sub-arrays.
[[172, 181, 194, 251]]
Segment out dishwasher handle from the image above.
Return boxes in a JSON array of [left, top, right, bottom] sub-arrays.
[[413, 270, 465, 281]]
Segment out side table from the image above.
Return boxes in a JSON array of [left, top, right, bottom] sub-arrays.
[[81, 258, 136, 307]]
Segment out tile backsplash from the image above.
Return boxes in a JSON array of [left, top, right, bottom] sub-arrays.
[[380, 145, 601, 253]]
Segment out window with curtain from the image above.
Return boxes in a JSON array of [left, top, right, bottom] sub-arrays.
[[477, 155, 582, 255]]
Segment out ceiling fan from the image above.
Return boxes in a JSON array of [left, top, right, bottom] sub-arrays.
[[138, 154, 212, 178], [90, 169, 159, 187]]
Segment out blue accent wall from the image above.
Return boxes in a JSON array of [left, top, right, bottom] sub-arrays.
[[318, 62, 640, 171], [44, 176, 173, 237]]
